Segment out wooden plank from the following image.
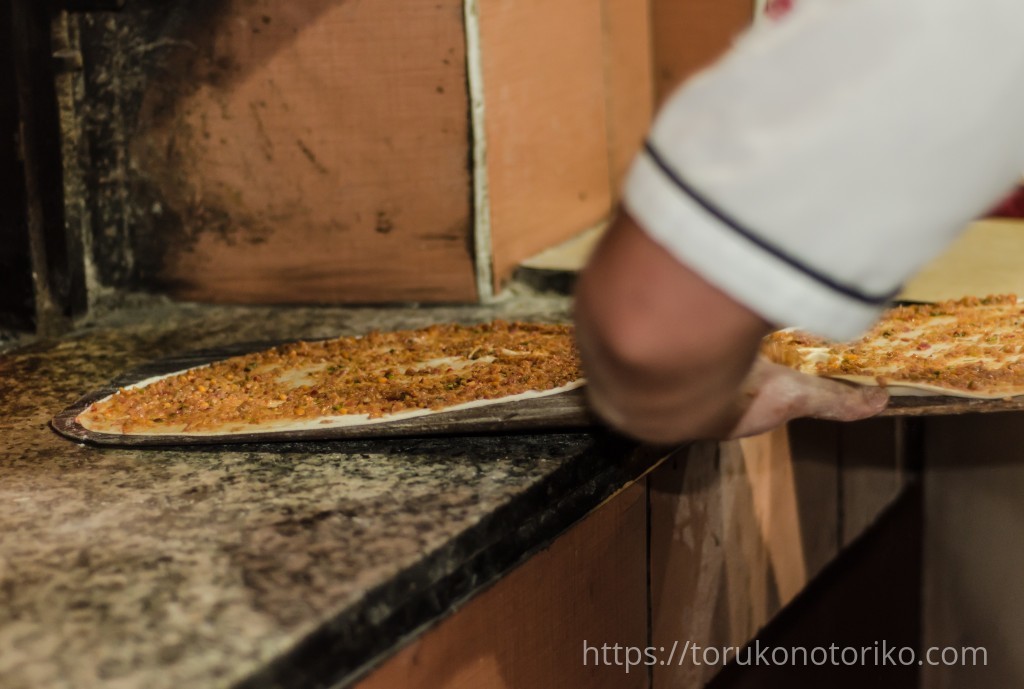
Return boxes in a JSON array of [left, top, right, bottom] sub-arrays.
[[355, 482, 648, 689], [601, 0, 655, 192], [922, 412, 1024, 687], [649, 426, 838, 688], [132, 0, 477, 303], [478, 0, 613, 289], [650, 0, 753, 103], [10, 0, 81, 334]]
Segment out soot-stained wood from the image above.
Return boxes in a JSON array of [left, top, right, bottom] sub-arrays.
[[77, 2, 230, 291], [76, 0, 477, 304]]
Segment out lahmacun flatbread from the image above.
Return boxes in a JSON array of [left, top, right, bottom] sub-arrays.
[[78, 321, 584, 436], [761, 295, 1024, 399]]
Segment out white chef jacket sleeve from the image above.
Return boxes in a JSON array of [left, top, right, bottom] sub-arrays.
[[622, 0, 1024, 340]]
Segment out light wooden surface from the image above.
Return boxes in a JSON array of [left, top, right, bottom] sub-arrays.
[[134, 0, 477, 304], [899, 219, 1024, 302], [518, 224, 604, 271], [355, 483, 648, 689], [478, 0, 614, 290]]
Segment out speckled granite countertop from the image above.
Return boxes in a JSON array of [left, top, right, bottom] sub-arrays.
[[0, 295, 661, 689]]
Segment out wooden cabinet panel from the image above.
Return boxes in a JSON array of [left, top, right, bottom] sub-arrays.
[[354, 417, 906, 688], [922, 412, 1024, 688], [839, 418, 905, 545], [649, 427, 839, 687], [356, 483, 648, 689], [707, 487, 922, 689], [105, 0, 477, 304]]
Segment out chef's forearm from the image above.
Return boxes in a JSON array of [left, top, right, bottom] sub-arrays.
[[572, 311, 758, 442], [572, 211, 770, 443]]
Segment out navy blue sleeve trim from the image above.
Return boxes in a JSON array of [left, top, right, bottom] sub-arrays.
[[642, 141, 900, 307]]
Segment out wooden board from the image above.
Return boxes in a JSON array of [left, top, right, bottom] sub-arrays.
[[128, 0, 477, 304], [51, 341, 594, 447], [477, 0, 614, 289], [354, 482, 647, 689], [650, 0, 753, 103], [601, 0, 655, 192]]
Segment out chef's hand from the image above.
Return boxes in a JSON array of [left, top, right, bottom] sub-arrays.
[[726, 358, 889, 438], [575, 209, 888, 444]]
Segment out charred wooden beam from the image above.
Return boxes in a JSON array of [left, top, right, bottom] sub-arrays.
[[63, 0, 127, 12], [9, 0, 87, 335]]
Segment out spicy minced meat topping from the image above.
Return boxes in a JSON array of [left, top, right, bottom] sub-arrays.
[[762, 295, 1024, 392], [82, 321, 582, 433]]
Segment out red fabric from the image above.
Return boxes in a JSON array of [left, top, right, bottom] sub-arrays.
[[765, 0, 795, 21], [989, 186, 1024, 218]]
